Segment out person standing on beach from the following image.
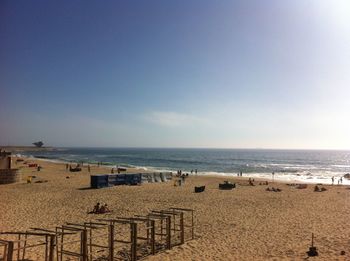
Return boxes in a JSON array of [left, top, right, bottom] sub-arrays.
[[195, 169, 197, 175], [331, 176, 334, 185]]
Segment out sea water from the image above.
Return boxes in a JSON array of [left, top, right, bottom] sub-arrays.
[[21, 148, 350, 185]]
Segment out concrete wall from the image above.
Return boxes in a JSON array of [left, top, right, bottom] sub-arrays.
[[0, 169, 20, 184]]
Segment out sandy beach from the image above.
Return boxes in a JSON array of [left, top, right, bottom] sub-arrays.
[[1, 158, 350, 261]]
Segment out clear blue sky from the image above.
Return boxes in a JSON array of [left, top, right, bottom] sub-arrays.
[[1, 0, 350, 149]]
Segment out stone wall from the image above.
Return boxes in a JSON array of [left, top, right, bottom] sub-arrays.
[[0, 169, 21, 184]]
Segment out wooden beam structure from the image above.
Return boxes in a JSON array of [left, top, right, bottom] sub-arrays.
[[0, 207, 195, 261]]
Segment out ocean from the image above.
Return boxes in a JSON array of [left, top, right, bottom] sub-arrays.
[[21, 148, 350, 185]]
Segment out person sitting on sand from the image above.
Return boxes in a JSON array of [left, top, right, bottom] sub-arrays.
[[99, 204, 110, 213], [93, 202, 100, 213], [314, 185, 327, 192]]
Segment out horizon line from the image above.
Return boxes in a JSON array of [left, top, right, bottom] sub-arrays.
[[1, 145, 350, 152]]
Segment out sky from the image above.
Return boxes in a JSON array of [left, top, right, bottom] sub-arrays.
[[1, 0, 350, 149]]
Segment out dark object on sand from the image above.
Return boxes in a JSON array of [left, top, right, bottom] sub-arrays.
[[259, 181, 268, 185], [219, 181, 235, 190], [88, 203, 111, 214], [341, 251, 346, 255], [28, 163, 38, 168], [117, 167, 127, 172], [33, 141, 44, 148], [266, 187, 281, 192], [344, 173, 350, 179], [35, 180, 48, 183], [194, 186, 205, 193], [306, 233, 318, 257], [314, 185, 327, 192], [296, 184, 307, 189], [69, 166, 82, 172]]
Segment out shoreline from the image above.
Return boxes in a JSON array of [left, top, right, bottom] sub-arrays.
[[15, 154, 350, 186]]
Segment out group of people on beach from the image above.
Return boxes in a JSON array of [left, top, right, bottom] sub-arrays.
[[174, 170, 192, 186], [90, 202, 111, 214], [331, 176, 343, 185], [110, 167, 121, 174]]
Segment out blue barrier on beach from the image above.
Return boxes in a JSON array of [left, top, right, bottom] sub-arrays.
[[125, 173, 142, 185], [108, 174, 118, 185], [115, 174, 126, 185], [91, 175, 109, 189], [91, 172, 171, 188]]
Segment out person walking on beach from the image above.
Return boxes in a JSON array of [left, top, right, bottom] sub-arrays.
[[195, 169, 197, 175], [340, 177, 343, 184], [331, 176, 334, 185]]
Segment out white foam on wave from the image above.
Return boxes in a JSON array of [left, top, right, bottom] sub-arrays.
[[196, 170, 350, 185], [18, 155, 350, 185]]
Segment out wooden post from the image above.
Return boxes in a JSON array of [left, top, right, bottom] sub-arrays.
[[44, 235, 48, 261], [81, 229, 88, 261], [150, 220, 155, 255], [22, 233, 28, 260], [88, 223, 92, 261], [131, 223, 137, 261], [191, 210, 194, 240], [173, 213, 176, 236], [166, 216, 171, 250], [108, 224, 114, 261], [60, 228, 64, 261], [17, 234, 21, 260], [180, 212, 185, 244], [146, 220, 149, 243], [7, 241, 13, 261], [48, 235, 55, 261], [160, 218, 163, 241]]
